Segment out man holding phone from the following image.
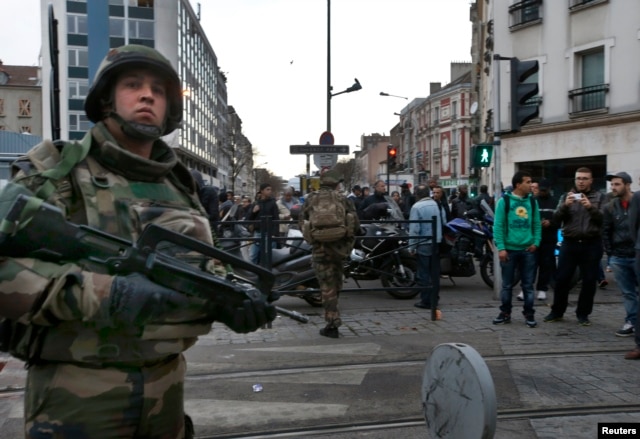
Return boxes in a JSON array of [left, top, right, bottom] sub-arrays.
[[544, 167, 606, 326]]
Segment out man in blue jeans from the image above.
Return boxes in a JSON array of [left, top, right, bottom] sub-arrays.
[[409, 184, 446, 310], [492, 170, 541, 328], [603, 172, 637, 337]]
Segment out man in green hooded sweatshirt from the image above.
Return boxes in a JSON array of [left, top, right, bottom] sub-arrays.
[[492, 170, 541, 328]]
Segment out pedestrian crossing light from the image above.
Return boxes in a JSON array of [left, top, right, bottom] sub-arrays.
[[387, 145, 398, 170], [471, 143, 493, 168]]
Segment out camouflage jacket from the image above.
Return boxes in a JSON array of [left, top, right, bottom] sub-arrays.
[[0, 123, 214, 366]]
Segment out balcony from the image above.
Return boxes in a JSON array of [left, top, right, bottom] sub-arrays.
[[569, 0, 608, 11], [509, 0, 542, 29], [569, 84, 609, 115]]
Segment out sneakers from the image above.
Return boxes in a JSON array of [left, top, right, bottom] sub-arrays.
[[516, 291, 524, 301], [543, 312, 563, 322], [577, 316, 591, 326], [598, 279, 608, 289], [319, 327, 340, 338], [493, 312, 511, 324], [525, 316, 538, 328], [536, 291, 547, 301], [616, 322, 635, 337]]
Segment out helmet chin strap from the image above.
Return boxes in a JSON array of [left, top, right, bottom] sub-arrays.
[[109, 111, 164, 141]]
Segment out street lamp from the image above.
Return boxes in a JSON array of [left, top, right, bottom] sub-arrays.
[[380, 92, 408, 100]]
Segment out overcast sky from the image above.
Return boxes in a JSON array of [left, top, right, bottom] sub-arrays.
[[0, 0, 472, 180]]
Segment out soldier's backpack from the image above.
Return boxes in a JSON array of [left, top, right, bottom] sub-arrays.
[[304, 190, 353, 243]]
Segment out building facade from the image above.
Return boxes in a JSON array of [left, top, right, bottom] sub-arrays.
[[0, 62, 43, 137], [392, 64, 474, 196], [490, 0, 640, 194], [39, 0, 254, 190]]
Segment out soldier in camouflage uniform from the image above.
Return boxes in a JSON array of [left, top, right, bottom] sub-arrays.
[[0, 45, 275, 438], [300, 170, 359, 338]]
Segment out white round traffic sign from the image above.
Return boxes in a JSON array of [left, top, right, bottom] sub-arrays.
[[421, 343, 496, 439]]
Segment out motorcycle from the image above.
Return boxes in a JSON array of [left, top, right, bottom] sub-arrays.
[[346, 197, 418, 300], [441, 200, 504, 288]]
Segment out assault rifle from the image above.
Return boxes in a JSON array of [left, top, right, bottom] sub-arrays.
[[0, 194, 309, 323]]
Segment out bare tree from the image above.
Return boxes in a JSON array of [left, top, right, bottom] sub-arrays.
[[334, 158, 357, 191]]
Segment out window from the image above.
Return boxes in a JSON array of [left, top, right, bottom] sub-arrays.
[[570, 0, 605, 9], [18, 99, 31, 117], [129, 19, 154, 39], [21, 126, 31, 134], [569, 47, 608, 113], [0, 99, 4, 115], [109, 17, 125, 37], [69, 112, 91, 131], [68, 47, 88, 67], [68, 80, 89, 99], [67, 14, 87, 35], [451, 101, 458, 119], [509, 0, 542, 28]]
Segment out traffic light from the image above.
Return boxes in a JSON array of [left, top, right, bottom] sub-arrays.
[[471, 143, 493, 168], [387, 145, 398, 170], [510, 57, 539, 132]]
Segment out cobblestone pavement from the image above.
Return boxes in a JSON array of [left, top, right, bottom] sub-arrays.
[[2, 281, 640, 438]]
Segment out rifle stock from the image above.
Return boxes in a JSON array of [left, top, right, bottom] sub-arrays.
[[0, 195, 309, 323]]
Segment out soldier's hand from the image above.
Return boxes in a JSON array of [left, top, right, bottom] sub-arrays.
[[109, 273, 213, 327], [214, 299, 277, 334]]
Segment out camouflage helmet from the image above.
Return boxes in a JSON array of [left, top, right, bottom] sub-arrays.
[[320, 169, 343, 187], [84, 44, 182, 137]]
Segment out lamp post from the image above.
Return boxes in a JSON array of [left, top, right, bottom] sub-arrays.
[[326, 0, 362, 133]]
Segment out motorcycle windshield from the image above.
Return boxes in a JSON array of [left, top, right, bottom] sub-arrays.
[[383, 195, 405, 221]]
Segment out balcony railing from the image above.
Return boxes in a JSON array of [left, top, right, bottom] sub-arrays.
[[569, 0, 604, 10], [568, 83, 609, 113], [509, 0, 542, 28]]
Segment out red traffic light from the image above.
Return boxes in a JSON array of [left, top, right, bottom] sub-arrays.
[[388, 146, 397, 156]]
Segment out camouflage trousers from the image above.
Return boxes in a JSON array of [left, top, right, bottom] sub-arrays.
[[24, 354, 188, 439], [312, 244, 347, 329]]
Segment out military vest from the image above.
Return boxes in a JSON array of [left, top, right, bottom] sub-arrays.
[[8, 125, 214, 366]]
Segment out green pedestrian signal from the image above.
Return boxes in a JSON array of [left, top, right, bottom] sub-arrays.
[[471, 144, 493, 168]]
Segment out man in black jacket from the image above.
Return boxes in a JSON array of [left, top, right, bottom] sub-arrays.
[[249, 182, 280, 265], [602, 172, 637, 339], [451, 184, 473, 219], [358, 180, 388, 220], [544, 167, 606, 326]]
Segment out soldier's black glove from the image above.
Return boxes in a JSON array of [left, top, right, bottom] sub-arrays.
[[110, 273, 213, 327], [214, 299, 277, 334]]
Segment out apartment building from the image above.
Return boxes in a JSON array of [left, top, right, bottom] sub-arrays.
[[39, 0, 253, 190], [489, 0, 640, 193], [0, 62, 43, 137]]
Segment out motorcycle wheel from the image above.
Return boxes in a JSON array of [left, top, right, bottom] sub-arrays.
[[480, 254, 494, 288], [302, 293, 323, 307], [381, 256, 419, 299]]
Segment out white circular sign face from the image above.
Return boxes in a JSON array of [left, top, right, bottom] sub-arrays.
[[441, 138, 450, 173], [470, 101, 478, 114], [422, 343, 497, 439]]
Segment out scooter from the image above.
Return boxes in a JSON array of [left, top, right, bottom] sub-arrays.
[[218, 229, 323, 307]]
